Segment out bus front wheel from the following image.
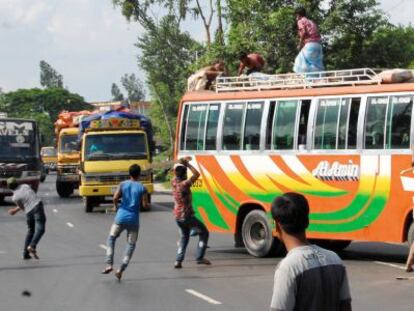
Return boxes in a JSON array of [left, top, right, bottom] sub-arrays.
[[84, 197, 95, 213], [242, 210, 281, 257]]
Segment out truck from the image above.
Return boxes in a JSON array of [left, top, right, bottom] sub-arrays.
[[78, 110, 154, 213], [0, 117, 42, 202], [40, 146, 57, 172], [55, 111, 91, 197]]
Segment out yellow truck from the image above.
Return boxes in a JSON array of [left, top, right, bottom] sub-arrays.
[[40, 146, 57, 172], [56, 127, 81, 197], [79, 115, 153, 213]]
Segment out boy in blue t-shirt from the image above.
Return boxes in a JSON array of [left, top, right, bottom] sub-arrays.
[[101, 164, 148, 280]]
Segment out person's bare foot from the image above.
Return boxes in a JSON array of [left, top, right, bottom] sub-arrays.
[[406, 265, 413, 273]]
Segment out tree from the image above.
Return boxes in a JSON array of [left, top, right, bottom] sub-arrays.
[[0, 88, 91, 145], [40, 60, 64, 89], [120, 74, 145, 101], [111, 83, 124, 101]]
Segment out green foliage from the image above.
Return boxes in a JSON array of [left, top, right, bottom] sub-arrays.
[[111, 83, 124, 101], [40, 60, 64, 89], [120, 74, 145, 101], [0, 88, 91, 145]]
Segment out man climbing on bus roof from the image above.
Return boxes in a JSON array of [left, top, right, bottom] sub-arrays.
[[187, 60, 226, 91], [270, 193, 352, 311], [293, 7, 325, 73], [238, 52, 265, 76]]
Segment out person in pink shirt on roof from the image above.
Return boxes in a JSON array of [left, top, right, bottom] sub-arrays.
[[293, 7, 324, 73]]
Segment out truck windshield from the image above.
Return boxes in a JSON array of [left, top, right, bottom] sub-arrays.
[[85, 133, 147, 161], [0, 120, 37, 160], [60, 135, 79, 154]]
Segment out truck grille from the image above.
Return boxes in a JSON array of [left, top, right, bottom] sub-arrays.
[[85, 174, 130, 184], [59, 165, 79, 174]]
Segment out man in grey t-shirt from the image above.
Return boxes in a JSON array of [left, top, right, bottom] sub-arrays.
[[270, 193, 352, 311]]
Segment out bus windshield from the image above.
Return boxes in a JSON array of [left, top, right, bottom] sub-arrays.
[[84, 133, 147, 161], [0, 120, 37, 160], [59, 135, 79, 154]]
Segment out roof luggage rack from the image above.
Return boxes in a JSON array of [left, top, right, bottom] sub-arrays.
[[215, 68, 382, 93]]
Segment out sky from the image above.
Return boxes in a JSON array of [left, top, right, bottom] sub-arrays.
[[0, 0, 412, 102]]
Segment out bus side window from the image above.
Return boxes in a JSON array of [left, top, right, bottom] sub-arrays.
[[243, 102, 263, 150], [186, 104, 208, 151], [272, 100, 298, 150], [223, 103, 245, 150], [314, 98, 340, 150], [347, 98, 360, 149], [265, 101, 276, 149], [205, 104, 221, 150], [386, 96, 412, 149], [365, 97, 388, 149], [180, 105, 189, 150], [298, 100, 311, 147]]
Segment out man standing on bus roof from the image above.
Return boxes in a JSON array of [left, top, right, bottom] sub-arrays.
[[172, 157, 210, 268], [101, 164, 148, 281], [270, 193, 352, 311], [293, 7, 324, 73], [238, 52, 265, 76], [7, 177, 46, 260]]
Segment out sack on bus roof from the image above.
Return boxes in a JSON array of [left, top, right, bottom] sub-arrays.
[[378, 69, 413, 84]]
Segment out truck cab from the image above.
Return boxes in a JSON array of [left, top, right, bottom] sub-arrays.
[[79, 117, 153, 212]]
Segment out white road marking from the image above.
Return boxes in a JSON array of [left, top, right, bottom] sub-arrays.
[[53, 209, 58, 213], [185, 289, 222, 305], [374, 261, 406, 270], [99, 244, 108, 250], [66, 222, 74, 228]]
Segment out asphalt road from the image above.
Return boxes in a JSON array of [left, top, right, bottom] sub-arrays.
[[1, 174, 413, 311]]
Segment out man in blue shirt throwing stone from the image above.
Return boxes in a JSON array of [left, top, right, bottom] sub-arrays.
[[101, 164, 148, 280]]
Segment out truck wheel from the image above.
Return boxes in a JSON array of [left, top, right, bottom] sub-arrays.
[[56, 181, 74, 198], [408, 222, 414, 247], [84, 197, 95, 213], [242, 210, 282, 257]]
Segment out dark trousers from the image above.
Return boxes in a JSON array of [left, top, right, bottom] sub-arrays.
[[176, 216, 209, 262], [24, 202, 46, 256]]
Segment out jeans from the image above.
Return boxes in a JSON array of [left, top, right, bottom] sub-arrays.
[[105, 223, 139, 271], [176, 217, 209, 262], [24, 202, 46, 256]]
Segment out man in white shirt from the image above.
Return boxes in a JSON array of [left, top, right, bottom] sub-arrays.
[[7, 177, 46, 260], [270, 193, 352, 311]]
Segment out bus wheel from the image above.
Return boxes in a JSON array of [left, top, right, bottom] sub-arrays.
[[56, 182, 74, 198], [84, 197, 95, 213], [242, 210, 279, 257], [408, 222, 414, 247]]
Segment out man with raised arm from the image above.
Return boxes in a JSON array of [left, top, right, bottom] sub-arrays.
[[270, 193, 352, 311], [172, 157, 210, 268], [238, 52, 265, 76]]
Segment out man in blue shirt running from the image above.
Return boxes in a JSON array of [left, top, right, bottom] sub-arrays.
[[101, 164, 148, 280]]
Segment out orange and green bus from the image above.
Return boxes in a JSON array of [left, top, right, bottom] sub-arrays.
[[175, 68, 414, 257]]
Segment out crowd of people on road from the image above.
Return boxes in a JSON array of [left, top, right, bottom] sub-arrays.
[[188, 7, 324, 91]]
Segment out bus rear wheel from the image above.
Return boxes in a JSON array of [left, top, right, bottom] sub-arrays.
[[242, 210, 282, 257]]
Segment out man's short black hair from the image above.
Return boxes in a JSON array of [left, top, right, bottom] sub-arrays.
[[239, 52, 248, 60], [174, 165, 187, 180], [271, 192, 309, 235], [129, 164, 141, 178], [294, 7, 307, 17]]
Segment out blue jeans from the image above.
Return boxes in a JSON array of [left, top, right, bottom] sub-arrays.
[[24, 202, 46, 256], [176, 217, 209, 262], [105, 223, 139, 271]]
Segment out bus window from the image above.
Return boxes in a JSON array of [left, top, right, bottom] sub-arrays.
[[205, 104, 221, 150], [347, 98, 360, 149], [298, 100, 311, 146], [223, 103, 245, 150], [365, 96, 388, 149], [243, 102, 263, 150], [179, 105, 189, 150], [265, 102, 276, 149], [186, 104, 208, 150], [272, 100, 299, 150], [386, 96, 412, 149], [314, 98, 340, 149]]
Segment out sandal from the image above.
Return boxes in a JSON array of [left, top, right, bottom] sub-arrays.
[[27, 246, 39, 259], [101, 266, 113, 274]]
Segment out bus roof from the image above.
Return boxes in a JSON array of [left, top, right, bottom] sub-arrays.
[[182, 82, 414, 103]]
